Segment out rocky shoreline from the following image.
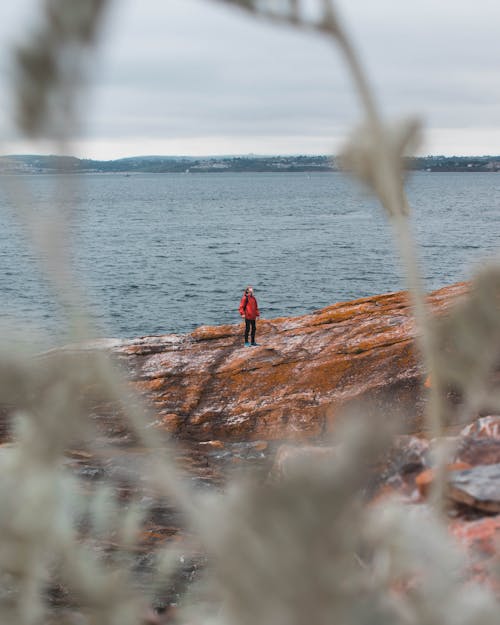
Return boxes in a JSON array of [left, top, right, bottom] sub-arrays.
[[87, 281, 468, 444], [5, 281, 500, 620]]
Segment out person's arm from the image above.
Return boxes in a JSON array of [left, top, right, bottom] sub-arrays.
[[239, 296, 246, 317]]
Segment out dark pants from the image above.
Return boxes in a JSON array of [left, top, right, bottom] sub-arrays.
[[245, 318, 256, 343]]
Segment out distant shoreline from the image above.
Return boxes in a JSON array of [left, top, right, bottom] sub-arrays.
[[1, 154, 500, 174]]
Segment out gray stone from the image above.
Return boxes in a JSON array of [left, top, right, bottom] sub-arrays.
[[448, 463, 500, 513]]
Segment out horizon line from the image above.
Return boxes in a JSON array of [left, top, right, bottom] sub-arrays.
[[3, 152, 500, 161]]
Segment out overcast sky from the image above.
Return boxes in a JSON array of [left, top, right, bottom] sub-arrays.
[[1, 0, 500, 159]]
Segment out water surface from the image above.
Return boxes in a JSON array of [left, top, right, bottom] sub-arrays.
[[1, 171, 498, 344]]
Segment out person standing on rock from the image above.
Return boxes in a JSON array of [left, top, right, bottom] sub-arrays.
[[239, 286, 260, 347]]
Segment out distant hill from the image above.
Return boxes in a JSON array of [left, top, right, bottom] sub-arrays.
[[0, 154, 335, 174], [1, 154, 500, 174]]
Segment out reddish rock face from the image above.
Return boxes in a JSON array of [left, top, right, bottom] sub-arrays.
[[460, 416, 500, 440], [450, 516, 500, 593], [455, 437, 500, 467], [105, 282, 467, 444]]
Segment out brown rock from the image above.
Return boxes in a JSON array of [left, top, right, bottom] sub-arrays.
[[453, 416, 500, 467], [460, 416, 500, 439], [97, 282, 467, 445], [448, 464, 500, 513], [198, 440, 225, 450], [369, 435, 430, 500], [451, 515, 500, 556], [0, 284, 477, 610], [157, 412, 183, 430], [380, 435, 429, 477], [414, 469, 434, 497], [416, 462, 472, 498], [0, 283, 468, 448], [450, 515, 500, 593], [455, 438, 500, 466]]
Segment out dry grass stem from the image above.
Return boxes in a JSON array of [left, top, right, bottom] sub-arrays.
[[1, 1, 499, 623]]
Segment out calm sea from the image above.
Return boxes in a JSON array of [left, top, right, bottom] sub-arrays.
[[1, 171, 499, 345]]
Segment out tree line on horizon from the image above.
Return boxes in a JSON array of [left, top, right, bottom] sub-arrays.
[[1, 153, 500, 173]]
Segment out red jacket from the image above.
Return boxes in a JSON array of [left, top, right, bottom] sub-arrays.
[[239, 294, 260, 320]]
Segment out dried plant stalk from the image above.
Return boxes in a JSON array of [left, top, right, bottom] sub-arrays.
[[2, 1, 500, 624], [213, 0, 446, 497]]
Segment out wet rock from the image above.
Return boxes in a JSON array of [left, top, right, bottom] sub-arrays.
[[448, 464, 500, 513]]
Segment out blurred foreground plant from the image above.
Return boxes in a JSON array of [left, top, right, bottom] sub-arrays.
[[1, 1, 500, 624], [189, 418, 499, 625], [214, 0, 500, 510]]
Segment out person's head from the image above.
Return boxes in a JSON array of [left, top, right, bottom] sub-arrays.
[[245, 285, 253, 296]]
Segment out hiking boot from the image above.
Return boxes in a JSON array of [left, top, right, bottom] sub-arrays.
[[244, 342, 251, 347], [251, 342, 259, 346]]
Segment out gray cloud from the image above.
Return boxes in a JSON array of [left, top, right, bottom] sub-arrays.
[[2, 0, 500, 156]]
